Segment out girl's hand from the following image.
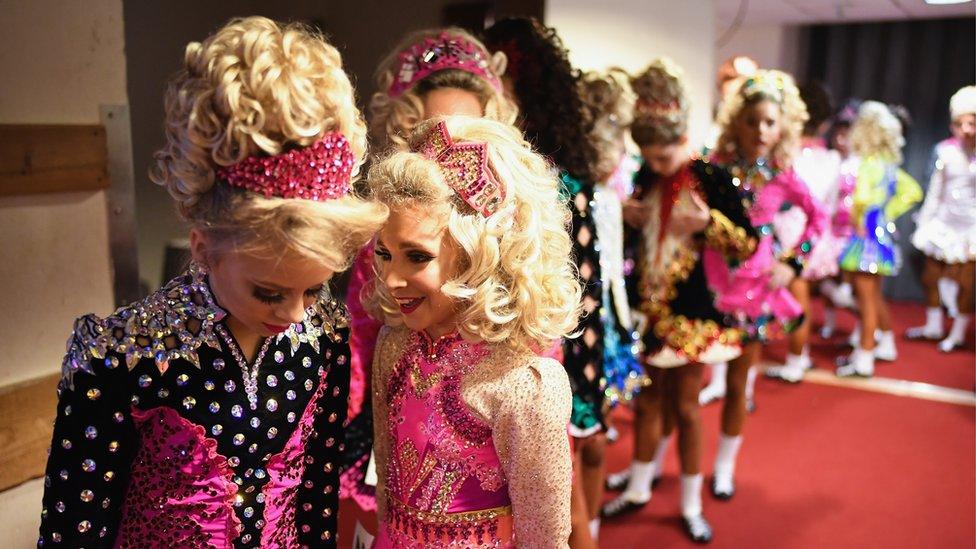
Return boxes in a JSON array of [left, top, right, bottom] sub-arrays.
[[623, 199, 651, 229], [769, 261, 796, 289], [668, 191, 711, 237], [855, 224, 866, 238]]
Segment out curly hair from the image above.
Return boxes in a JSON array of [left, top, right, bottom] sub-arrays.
[[482, 17, 599, 184], [714, 69, 808, 169], [580, 68, 635, 181], [368, 27, 517, 151], [629, 58, 689, 147], [851, 100, 905, 164], [366, 116, 582, 352], [150, 16, 387, 272]]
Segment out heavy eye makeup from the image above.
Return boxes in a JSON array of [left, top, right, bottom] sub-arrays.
[[374, 241, 436, 264], [251, 284, 324, 305]]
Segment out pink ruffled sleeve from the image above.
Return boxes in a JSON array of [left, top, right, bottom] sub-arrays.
[[780, 168, 830, 255], [346, 243, 384, 419]]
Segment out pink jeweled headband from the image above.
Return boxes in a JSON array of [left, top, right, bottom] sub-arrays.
[[216, 131, 354, 201], [389, 32, 502, 98], [413, 121, 506, 218]]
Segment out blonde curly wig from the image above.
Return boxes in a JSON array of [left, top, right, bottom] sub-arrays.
[[851, 100, 905, 164], [368, 28, 518, 151], [715, 69, 808, 169], [150, 16, 387, 272], [629, 57, 690, 147], [367, 116, 582, 351], [581, 68, 636, 181]]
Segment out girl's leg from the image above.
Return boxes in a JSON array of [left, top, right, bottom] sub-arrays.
[[838, 273, 877, 377], [672, 363, 712, 542], [713, 342, 759, 499], [699, 361, 728, 404], [569, 459, 597, 549], [767, 278, 812, 382], [940, 260, 975, 352], [875, 278, 898, 360], [907, 257, 946, 339], [578, 433, 607, 538], [602, 367, 665, 517]]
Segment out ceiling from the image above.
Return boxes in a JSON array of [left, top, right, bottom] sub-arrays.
[[716, 0, 976, 25]]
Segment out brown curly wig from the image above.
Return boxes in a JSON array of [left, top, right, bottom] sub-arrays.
[[482, 17, 599, 184]]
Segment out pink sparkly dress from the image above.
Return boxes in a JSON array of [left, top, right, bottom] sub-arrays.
[[704, 159, 829, 338], [372, 327, 572, 548]]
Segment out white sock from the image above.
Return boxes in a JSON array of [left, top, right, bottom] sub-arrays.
[[948, 314, 971, 343], [745, 366, 757, 401], [939, 278, 960, 318], [626, 460, 654, 499], [680, 473, 704, 518], [652, 434, 672, 475], [709, 362, 728, 390], [926, 307, 944, 330], [588, 517, 600, 540], [878, 330, 895, 348], [714, 434, 743, 480]]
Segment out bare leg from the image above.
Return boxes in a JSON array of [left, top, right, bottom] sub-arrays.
[[788, 278, 811, 355], [852, 273, 878, 351], [721, 342, 759, 437], [673, 364, 705, 475], [569, 462, 596, 549], [579, 434, 607, 520]]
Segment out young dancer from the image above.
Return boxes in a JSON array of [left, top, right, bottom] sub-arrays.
[[835, 101, 923, 376], [484, 17, 605, 548], [578, 68, 646, 540], [908, 85, 976, 352], [601, 59, 758, 544], [38, 17, 387, 548], [368, 116, 580, 547], [341, 27, 516, 529], [706, 70, 827, 497]]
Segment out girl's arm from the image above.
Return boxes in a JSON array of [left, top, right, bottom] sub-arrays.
[[783, 168, 830, 255], [38, 315, 136, 547], [493, 357, 572, 548], [886, 168, 923, 223]]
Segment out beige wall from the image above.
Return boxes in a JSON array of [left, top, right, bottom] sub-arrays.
[[0, 0, 123, 386], [546, 0, 716, 148], [715, 23, 802, 76]]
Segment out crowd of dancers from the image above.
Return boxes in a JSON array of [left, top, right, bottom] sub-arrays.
[[36, 14, 974, 548]]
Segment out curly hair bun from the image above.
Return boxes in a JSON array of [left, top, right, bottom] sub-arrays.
[[148, 16, 385, 273], [851, 100, 905, 163], [581, 69, 635, 180], [151, 16, 367, 217], [629, 58, 689, 146]]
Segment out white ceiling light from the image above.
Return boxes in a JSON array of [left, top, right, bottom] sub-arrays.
[[923, 0, 972, 5]]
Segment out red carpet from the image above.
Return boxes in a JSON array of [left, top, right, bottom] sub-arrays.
[[764, 299, 976, 391], [600, 381, 975, 548]]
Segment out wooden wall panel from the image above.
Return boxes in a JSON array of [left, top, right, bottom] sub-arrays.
[[0, 125, 109, 196], [0, 373, 59, 491]]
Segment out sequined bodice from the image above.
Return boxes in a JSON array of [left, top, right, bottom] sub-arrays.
[[39, 266, 350, 548], [384, 332, 510, 514]]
